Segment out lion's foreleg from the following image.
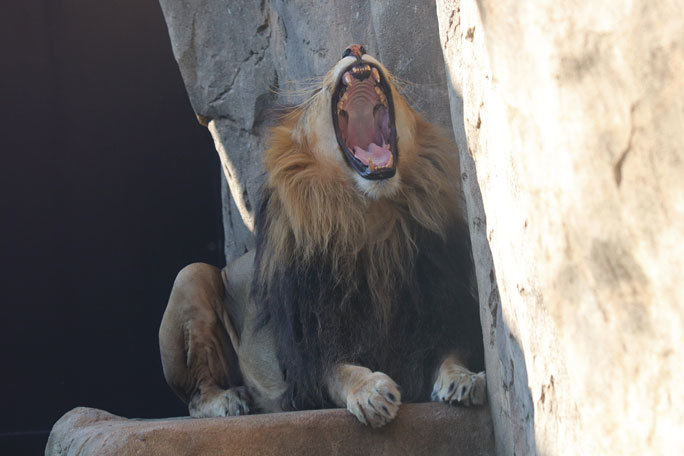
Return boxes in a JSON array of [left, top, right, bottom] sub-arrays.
[[325, 364, 402, 428], [159, 262, 251, 417], [430, 352, 487, 406]]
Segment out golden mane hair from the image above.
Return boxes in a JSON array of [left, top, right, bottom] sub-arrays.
[[259, 84, 463, 321]]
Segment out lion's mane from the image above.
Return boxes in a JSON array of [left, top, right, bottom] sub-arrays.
[[252, 80, 484, 411]]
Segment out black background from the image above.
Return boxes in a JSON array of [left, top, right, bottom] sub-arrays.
[[1, 1, 224, 453]]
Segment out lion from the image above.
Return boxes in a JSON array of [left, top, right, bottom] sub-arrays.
[[159, 44, 486, 428]]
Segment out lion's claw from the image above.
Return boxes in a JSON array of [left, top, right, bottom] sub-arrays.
[[347, 371, 401, 428], [189, 385, 252, 418], [432, 368, 486, 407]]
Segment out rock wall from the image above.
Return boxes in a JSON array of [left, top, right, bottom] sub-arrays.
[[159, 0, 684, 454], [158, 0, 456, 262], [437, 0, 684, 454]]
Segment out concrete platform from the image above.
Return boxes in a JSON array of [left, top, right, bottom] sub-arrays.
[[45, 403, 495, 455]]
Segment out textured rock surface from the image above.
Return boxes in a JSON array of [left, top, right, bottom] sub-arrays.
[[437, 0, 684, 454], [45, 404, 495, 455], [158, 0, 456, 262], [155, 1, 684, 454]]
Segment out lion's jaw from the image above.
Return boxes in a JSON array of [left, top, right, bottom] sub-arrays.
[[295, 53, 414, 199]]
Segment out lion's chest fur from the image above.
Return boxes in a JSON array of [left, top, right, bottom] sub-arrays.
[[253, 183, 472, 409]]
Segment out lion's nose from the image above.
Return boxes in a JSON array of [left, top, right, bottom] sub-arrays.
[[342, 44, 366, 59]]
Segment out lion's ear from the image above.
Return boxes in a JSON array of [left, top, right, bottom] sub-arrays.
[[194, 105, 297, 130], [254, 103, 301, 130], [264, 104, 298, 123], [196, 113, 210, 127]]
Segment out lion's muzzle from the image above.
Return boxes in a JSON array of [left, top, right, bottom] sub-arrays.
[[332, 48, 398, 180]]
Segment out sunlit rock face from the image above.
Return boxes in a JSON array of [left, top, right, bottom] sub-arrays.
[[437, 0, 684, 454], [158, 0, 456, 262]]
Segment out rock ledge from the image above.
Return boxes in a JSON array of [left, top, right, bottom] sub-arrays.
[[46, 403, 494, 455]]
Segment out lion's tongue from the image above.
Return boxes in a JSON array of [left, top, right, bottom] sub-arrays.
[[353, 143, 391, 167]]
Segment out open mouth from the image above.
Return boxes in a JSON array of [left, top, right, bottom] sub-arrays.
[[332, 61, 397, 180]]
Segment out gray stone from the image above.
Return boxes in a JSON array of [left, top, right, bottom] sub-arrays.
[[158, 0, 456, 261], [437, 0, 684, 454], [45, 404, 495, 455]]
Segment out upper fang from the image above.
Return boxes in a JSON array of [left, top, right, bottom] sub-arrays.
[[371, 68, 380, 83]]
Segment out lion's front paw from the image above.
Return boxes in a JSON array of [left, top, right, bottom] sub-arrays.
[[189, 385, 252, 418], [431, 367, 487, 407], [347, 371, 401, 428]]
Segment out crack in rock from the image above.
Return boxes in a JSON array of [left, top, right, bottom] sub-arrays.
[[207, 12, 272, 113], [614, 103, 638, 187]]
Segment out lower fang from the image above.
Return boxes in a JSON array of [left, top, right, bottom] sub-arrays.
[[368, 158, 376, 172]]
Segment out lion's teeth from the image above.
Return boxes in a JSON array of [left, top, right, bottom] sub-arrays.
[[374, 86, 387, 106], [337, 90, 348, 113], [372, 68, 380, 83], [368, 158, 376, 172], [343, 72, 352, 86]]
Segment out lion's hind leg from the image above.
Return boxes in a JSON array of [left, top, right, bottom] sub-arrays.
[[431, 353, 487, 407], [159, 262, 251, 417], [188, 384, 251, 418]]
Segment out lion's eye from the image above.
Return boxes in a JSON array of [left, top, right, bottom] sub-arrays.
[[342, 48, 352, 58]]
